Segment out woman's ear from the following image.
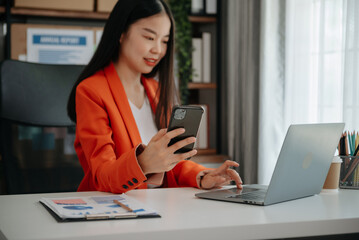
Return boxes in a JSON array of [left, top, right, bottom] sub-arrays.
[[119, 30, 129, 44], [119, 34, 123, 44]]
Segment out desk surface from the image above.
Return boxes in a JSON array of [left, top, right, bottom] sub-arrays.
[[0, 187, 359, 240]]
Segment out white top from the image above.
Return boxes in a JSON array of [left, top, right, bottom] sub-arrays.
[[128, 96, 157, 145], [0, 188, 359, 240], [129, 96, 164, 187]]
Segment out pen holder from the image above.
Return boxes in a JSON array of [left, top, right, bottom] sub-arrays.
[[339, 155, 359, 189]]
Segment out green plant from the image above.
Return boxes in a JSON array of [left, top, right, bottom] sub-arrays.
[[168, 0, 192, 104]]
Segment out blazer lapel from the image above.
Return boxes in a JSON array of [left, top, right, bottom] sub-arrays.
[[104, 63, 142, 147], [141, 75, 159, 114]]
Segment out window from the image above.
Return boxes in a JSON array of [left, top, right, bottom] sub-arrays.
[[285, 0, 358, 131]]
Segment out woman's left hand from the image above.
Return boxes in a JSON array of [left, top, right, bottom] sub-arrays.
[[200, 160, 243, 190]]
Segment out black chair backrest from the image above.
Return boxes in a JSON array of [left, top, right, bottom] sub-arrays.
[[0, 60, 85, 194], [1, 60, 83, 126]]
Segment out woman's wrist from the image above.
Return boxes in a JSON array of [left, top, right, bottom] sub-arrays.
[[199, 175, 205, 188], [197, 170, 210, 189], [136, 144, 149, 175]]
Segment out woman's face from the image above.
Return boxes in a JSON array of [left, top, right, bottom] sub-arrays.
[[119, 12, 171, 74]]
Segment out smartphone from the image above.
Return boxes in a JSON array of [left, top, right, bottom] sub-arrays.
[[167, 105, 204, 154]]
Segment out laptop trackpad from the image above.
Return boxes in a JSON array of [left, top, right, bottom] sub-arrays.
[[225, 185, 268, 198]]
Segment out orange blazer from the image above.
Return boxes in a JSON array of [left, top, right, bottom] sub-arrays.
[[75, 63, 208, 193]]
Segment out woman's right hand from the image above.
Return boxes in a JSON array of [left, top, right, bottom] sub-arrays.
[[137, 128, 197, 175]]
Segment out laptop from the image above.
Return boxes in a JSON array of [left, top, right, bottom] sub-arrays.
[[195, 123, 345, 206]]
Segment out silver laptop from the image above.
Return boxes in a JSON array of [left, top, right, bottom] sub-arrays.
[[195, 123, 345, 206]]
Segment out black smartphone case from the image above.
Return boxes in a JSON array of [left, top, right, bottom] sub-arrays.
[[167, 105, 204, 154]]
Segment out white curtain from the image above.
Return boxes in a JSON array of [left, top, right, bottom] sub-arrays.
[[259, 0, 359, 184], [224, 0, 261, 184], [258, 0, 287, 184]]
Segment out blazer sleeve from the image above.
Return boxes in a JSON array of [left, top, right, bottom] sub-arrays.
[[172, 160, 210, 188], [75, 82, 147, 193]]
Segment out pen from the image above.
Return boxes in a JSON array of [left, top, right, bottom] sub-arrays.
[[338, 134, 342, 155], [344, 132, 349, 156], [113, 199, 133, 212], [340, 134, 345, 155], [354, 144, 359, 157], [342, 157, 359, 183]]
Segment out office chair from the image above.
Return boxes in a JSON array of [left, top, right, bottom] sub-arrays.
[[0, 60, 84, 194]]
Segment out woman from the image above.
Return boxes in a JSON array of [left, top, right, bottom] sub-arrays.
[[67, 0, 242, 193]]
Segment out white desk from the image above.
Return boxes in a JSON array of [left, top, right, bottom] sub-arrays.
[[0, 187, 359, 240]]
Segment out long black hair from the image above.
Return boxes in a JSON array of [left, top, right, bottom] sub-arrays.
[[67, 0, 177, 128]]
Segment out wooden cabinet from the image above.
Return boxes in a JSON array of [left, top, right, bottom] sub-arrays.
[[1, 6, 108, 61], [188, 13, 229, 166]]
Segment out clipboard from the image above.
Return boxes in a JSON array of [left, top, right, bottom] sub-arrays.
[[39, 194, 161, 222]]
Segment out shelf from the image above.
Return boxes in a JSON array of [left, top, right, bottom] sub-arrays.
[[188, 82, 217, 89], [191, 154, 230, 164], [2, 9, 217, 23], [196, 148, 217, 155], [192, 149, 230, 164], [189, 15, 217, 23], [10, 8, 109, 20]]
